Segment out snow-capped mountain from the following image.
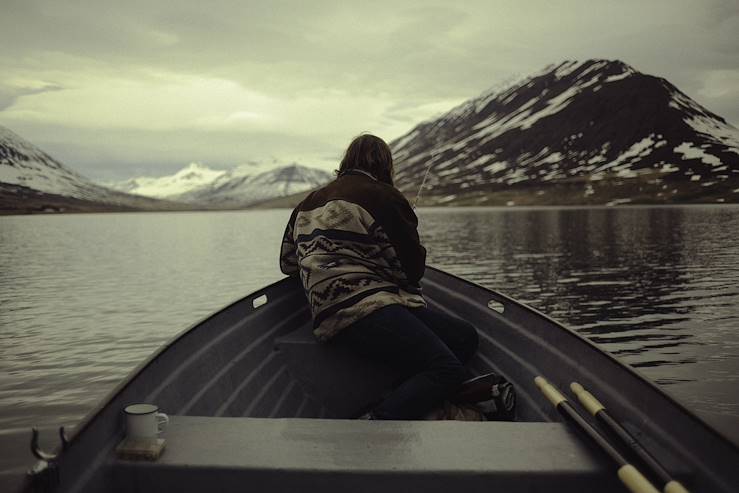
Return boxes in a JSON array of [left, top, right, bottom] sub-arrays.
[[179, 163, 332, 206], [107, 162, 333, 207], [0, 125, 178, 213], [1, 125, 116, 202], [391, 59, 739, 205], [105, 162, 227, 198], [0, 124, 330, 213]]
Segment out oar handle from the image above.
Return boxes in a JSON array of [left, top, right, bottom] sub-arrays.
[[534, 376, 566, 406], [618, 464, 662, 493], [535, 377, 660, 493], [570, 382, 691, 493], [571, 382, 605, 416], [664, 480, 690, 493]]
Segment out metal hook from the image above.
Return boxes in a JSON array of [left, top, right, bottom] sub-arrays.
[[30, 428, 58, 461]]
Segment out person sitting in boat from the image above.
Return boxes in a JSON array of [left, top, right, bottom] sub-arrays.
[[279, 133, 511, 420]]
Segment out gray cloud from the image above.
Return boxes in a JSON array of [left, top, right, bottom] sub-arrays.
[[6, 121, 343, 180], [1, 0, 738, 180], [0, 83, 63, 111]]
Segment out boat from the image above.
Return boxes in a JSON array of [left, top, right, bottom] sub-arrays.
[[22, 267, 739, 492]]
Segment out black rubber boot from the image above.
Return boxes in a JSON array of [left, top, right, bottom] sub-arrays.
[[452, 372, 516, 421]]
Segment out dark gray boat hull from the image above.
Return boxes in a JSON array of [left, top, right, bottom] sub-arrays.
[[22, 267, 739, 492]]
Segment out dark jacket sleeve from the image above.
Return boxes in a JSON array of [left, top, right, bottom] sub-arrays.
[[373, 186, 426, 284], [279, 207, 299, 276]]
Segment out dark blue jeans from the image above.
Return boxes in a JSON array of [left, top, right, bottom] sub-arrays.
[[334, 304, 479, 420]]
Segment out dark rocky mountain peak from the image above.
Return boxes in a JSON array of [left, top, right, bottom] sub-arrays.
[[391, 59, 739, 205]]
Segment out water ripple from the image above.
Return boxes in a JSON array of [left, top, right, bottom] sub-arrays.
[[0, 206, 737, 465], [418, 206, 739, 442]]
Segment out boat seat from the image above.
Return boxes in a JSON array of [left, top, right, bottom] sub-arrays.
[[274, 321, 398, 417], [113, 416, 626, 493]]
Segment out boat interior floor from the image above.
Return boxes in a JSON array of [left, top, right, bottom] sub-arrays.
[[113, 415, 629, 493], [110, 324, 688, 492], [273, 319, 532, 421], [50, 274, 732, 493]]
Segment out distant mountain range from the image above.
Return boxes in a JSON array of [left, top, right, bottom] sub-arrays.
[[2, 58, 738, 213], [0, 126, 184, 213], [0, 125, 331, 213], [391, 59, 739, 206], [104, 162, 228, 199], [105, 162, 332, 207]]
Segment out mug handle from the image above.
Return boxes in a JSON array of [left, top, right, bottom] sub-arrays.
[[156, 412, 169, 433]]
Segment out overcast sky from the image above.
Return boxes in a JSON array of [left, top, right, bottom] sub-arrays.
[[1, 0, 737, 180]]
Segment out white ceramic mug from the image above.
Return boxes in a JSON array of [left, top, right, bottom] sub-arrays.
[[124, 404, 169, 439]]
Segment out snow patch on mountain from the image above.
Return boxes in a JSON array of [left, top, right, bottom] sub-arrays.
[[482, 161, 507, 174], [684, 115, 739, 155], [535, 152, 564, 166], [109, 161, 333, 206], [593, 136, 656, 176], [674, 143, 722, 167], [441, 69, 609, 151], [553, 60, 586, 79], [441, 73, 529, 123], [179, 163, 332, 206], [106, 162, 228, 198]]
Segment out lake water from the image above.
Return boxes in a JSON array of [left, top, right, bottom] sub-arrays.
[[1, 206, 738, 488]]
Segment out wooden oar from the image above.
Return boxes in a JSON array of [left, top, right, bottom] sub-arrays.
[[570, 382, 690, 493], [535, 376, 660, 493]]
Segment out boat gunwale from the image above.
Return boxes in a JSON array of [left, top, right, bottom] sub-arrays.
[[424, 266, 739, 451], [54, 266, 739, 457], [57, 276, 293, 449]]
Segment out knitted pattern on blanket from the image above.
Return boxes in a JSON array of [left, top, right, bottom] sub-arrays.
[[280, 171, 426, 340]]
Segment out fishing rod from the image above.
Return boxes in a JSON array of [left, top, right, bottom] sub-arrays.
[[411, 150, 436, 209]]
